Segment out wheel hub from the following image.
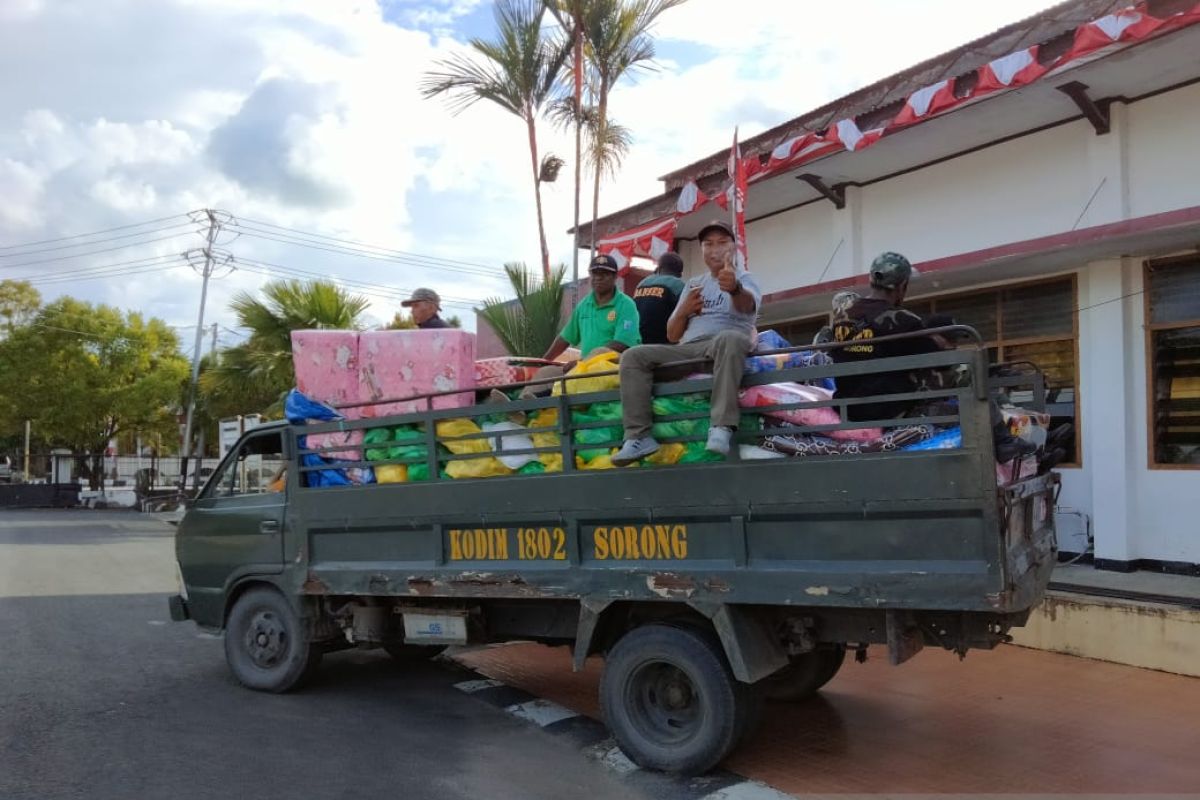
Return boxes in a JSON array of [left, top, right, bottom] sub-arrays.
[[629, 662, 701, 743], [244, 610, 288, 668]]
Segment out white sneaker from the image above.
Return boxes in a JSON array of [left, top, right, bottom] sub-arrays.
[[705, 426, 733, 456], [612, 437, 659, 466]]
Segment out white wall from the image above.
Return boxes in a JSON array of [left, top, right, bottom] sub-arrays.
[[1128, 82, 1200, 220], [730, 80, 1200, 565]]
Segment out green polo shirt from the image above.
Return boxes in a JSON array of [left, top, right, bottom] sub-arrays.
[[560, 290, 641, 355]]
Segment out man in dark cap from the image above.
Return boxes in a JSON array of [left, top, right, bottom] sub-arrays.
[[613, 220, 762, 465], [541, 253, 641, 362], [632, 251, 686, 345], [401, 288, 449, 329]]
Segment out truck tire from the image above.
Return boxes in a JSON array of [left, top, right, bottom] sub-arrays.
[[224, 587, 321, 693], [761, 646, 845, 702], [601, 624, 749, 775]]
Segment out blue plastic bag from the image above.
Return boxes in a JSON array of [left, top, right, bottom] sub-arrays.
[[755, 329, 791, 352], [285, 389, 360, 486], [284, 388, 342, 424], [902, 426, 962, 450]]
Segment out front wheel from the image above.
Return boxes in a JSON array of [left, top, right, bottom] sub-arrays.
[[601, 624, 751, 775], [224, 587, 321, 693]]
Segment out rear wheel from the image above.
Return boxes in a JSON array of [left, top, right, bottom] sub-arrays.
[[761, 646, 845, 702], [224, 587, 321, 693], [601, 624, 752, 775]]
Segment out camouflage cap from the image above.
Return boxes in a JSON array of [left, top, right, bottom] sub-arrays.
[[869, 252, 917, 289]]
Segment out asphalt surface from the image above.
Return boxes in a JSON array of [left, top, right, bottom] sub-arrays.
[[0, 510, 648, 800]]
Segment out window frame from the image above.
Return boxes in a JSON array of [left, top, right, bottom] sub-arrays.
[[201, 429, 288, 499], [1143, 256, 1200, 471]]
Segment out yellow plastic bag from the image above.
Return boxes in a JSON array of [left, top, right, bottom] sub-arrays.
[[374, 464, 408, 483], [552, 351, 621, 396], [643, 442, 685, 466], [529, 408, 563, 472], [576, 452, 617, 470], [446, 455, 512, 479], [437, 418, 513, 479]]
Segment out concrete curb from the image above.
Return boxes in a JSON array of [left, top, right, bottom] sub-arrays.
[[445, 660, 795, 800]]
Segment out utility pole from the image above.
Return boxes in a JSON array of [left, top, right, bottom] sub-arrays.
[[191, 322, 220, 493], [23, 419, 30, 481], [180, 209, 230, 493]]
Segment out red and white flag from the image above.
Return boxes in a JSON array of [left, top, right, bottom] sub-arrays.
[[728, 127, 748, 274]]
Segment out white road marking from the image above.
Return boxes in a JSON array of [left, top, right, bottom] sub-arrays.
[[699, 780, 796, 800], [585, 740, 640, 775], [505, 698, 579, 727], [453, 678, 505, 693]]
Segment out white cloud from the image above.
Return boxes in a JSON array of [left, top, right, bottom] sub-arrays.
[[0, 0, 1064, 334]]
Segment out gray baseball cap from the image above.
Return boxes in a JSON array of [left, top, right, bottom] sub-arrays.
[[869, 252, 918, 289], [401, 287, 441, 307]]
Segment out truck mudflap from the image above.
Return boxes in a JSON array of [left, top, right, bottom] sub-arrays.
[[996, 472, 1059, 612], [168, 594, 190, 622]]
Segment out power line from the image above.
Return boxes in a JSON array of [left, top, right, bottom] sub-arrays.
[[233, 261, 480, 312], [233, 256, 484, 307], [0, 232, 194, 270], [23, 262, 190, 286], [10, 253, 185, 282], [0, 213, 191, 251], [233, 215, 497, 271], [0, 221, 198, 258], [232, 227, 502, 278]]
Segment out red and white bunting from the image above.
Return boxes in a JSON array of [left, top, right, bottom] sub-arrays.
[[890, 79, 960, 127], [595, 2, 1200, 259], [976, 46, 1046, 93], [596, 216, 677, 276], [1061, 6, 1163, 65], [829, 118, 883, 152], [675, 180, 709, 216]]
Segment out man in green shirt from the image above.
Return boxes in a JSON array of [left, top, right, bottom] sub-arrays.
[[542, 254, 641, 361]]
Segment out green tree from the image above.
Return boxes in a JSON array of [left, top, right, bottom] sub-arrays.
[[582, 0, 684, 252], [0, 279, 41, 336], [0, 298, 188, 488], [422, 0, 569, 279], [477, 262, 566, 356], [200, 279, 370, 419]]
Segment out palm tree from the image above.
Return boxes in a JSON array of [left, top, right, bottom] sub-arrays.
[[477, 262, 566, 356], [582, 0, 686, 253], [544, 0, 590, 291], [422, 0, 568, 280], [549, 100, 632, 194], [201, 279, 369, 416]]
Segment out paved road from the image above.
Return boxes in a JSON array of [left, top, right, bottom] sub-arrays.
[[0, 510, 647, 800]]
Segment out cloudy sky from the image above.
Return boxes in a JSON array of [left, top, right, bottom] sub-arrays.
[[0, 0, 1062, 344]]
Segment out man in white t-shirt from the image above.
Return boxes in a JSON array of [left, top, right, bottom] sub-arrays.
[[612, 220, 762, 465]]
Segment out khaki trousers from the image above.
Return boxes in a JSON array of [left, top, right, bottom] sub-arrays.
[[619, 330, 752, 440]]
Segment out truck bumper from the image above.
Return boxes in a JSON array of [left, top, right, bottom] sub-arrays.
[[168, 594, 190, 622]]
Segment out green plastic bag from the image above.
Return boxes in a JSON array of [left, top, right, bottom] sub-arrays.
[[572, 401, 622, 462], [363, 428, 392, 462], [387, 425, 428, 463], [652, 393, 710, 440], [518, 460, 546, 476]]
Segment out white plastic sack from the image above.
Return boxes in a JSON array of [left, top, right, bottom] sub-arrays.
[[482, 421, 537, 470]]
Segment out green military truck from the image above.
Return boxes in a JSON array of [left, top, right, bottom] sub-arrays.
[[170, 330, 1058, 775]]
